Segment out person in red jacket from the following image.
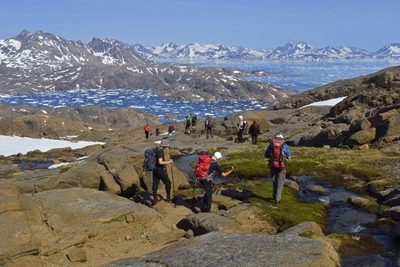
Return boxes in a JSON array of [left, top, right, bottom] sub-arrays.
[[144, 123, 151, 139]]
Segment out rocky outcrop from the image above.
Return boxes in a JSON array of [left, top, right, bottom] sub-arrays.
[[102, 231, 339, 267], [262, 66, 400, 153]]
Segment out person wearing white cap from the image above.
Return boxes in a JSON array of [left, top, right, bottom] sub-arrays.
[[264, 134, 291, 204], [237, 115, 245, 143], [199, 151, 234, 212], [152, 139, 173, 205]]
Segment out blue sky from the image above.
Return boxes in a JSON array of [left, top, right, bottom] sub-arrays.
[[1, 0, 399, 52]]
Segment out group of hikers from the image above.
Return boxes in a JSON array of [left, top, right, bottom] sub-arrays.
[[144, 114, 261, 144], [146, 123, 291, 209]]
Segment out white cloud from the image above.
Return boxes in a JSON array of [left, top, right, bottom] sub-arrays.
[[0, 135, 104, 157]]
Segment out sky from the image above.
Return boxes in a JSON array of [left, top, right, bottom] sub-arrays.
[[0, 0, 399, 52]]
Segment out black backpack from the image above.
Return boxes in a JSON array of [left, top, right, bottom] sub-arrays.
[[143, 147, 158, 171], [253, 123, 260, 134]]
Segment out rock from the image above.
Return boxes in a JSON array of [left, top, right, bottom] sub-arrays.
[[380, 206, 400, 221], [281, 221, 324, 236], [114, 164, 140, 197], [346, 128, 376, 147], [347, 196, 372, 208], [0, 180, 39, 260], [101, 232, 340, 267], [176, 213, 243, 236], [66, 247, 87, 262]]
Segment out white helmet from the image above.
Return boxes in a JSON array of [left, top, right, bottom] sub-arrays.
[[239, 115, 243, 119]]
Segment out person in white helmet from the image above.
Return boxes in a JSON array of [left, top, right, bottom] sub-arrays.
[[199, 151, 234, 212], [237, 115, 245, 143]]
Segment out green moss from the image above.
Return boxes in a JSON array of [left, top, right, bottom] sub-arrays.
[[103, 214, 129, 224], [226, 180, 328, 232]]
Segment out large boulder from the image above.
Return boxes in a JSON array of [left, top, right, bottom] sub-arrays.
[[101, 231, 340, 267]]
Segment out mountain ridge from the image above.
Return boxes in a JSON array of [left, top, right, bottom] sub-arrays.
[[133, 41, 400, 61], [0, 30, 293, 102]]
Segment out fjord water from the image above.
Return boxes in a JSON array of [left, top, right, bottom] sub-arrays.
[[1, 60, 399, 123]]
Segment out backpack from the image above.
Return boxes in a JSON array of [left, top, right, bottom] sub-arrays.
[[252, 123, 260, 134], [169, 124, 174, 131], [243, 121, 248, 128], [143, 147, 159, 171], [192, 115, 197, 123], [269, 138, 286, 169], [195, 155, 213, 179]]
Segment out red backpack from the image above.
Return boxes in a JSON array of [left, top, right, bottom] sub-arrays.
[[269, 138, 286, 169], [195, 155, 213, 179]]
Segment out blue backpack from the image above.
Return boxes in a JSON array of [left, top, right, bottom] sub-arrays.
[[144, 148, 158, 171]]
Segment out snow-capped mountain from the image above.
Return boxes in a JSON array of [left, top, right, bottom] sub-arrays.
[[0, 30, 148, 72], [0, 30, 293, 102], [133, 42, 400, 61]]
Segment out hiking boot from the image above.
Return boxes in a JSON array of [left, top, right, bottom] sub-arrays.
[[165, 196, 172, 203]]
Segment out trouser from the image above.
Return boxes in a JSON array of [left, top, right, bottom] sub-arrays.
[[200, 179, 213, 212], [251, 134, 258, 144], [237, 129, 244, 142], [270, 168, 286, 203], [152, 168, 171, 201], [145, 131, 149, 139], [206, 127, 213, 138]]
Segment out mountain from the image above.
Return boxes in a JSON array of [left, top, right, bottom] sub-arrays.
[[0, 30, 292, 102], [133, 42, 400, 61]]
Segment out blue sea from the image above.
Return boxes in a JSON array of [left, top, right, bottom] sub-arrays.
[[1, 60, 399, 123]]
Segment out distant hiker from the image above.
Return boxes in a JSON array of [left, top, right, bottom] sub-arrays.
[[248, 120, 260, 145], [152, 139, 173, 205], [144, 123, 151, 139], [237, 115, 245, 143], [204, 115, 214, 139], [155, 127, 161, 136], [191, 114, 197, 132], [168, 123, 174, 136], [196, 152, 234, 212], [184, 115, 191, 134], [264, 134, 291, 204]]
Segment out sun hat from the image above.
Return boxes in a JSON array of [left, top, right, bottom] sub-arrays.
[[160, 139, 170, 147], [239, 115, 243, 119], [213, 151, 222, 160], [276, 134, 284, 139]]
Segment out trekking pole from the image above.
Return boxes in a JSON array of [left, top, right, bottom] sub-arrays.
[[231, 165, 242, 182], [170, 164, 176, 203]]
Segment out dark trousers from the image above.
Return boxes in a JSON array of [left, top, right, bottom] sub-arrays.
[[251, 134, 258, 144], [152, 168, 171, 200], [206, 127, 213, 138], [200, 179, 213, 212], [145, 131, 149, 139], [237, 129, 244, 142]]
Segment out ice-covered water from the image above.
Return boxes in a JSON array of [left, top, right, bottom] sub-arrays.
[[1, 60, 399, 123]]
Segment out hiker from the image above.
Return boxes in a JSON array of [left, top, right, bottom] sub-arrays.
[[155, 127, 161, 136], [144, 123, 151, 139], [168, 123, 174, 136], [191, 114, 197, 132], [237, 115, 245, 143], [152, 139, 173, 205], [184, 115, 191, 134], [198, 151, 234, 212], [248, 120, 260, 145], [204, 115, 214, 139], [264, 134, 291, 204]]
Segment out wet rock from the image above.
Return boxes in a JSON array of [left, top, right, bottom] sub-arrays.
[[176, 213, 243, 236]]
